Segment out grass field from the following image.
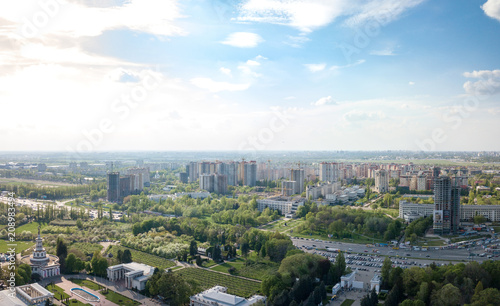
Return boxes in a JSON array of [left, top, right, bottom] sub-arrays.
[[175, 267, 261, 298], [63, 299, 92, 306], [108, 245, 176, 270], [210, 257, 279, 281], [15, 221, 45, 235], [68, 243, 102, 255], [201, 259, 217, 268], [261, 219, 303, 233], [69, 278, 103, 291], [47, 283, 70, 301], [341, 299, 355, 306], [0, 240, 33, 253], [101, 289, 140, 306]]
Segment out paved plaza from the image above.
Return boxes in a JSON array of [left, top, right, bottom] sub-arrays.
[[39, 274, 164, 306]]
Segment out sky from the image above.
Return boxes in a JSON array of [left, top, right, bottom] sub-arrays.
[[0, 0, 499, 153]]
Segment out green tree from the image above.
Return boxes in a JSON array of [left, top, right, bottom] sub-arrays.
[[66, 253, 77, 273], [122, 249, 132, 263], [431, 283, 461, 306], [56, 236, 68, 273], [189, 240, 197, 257], [470, 287, 500, 306], [381, 257, 392, 289]]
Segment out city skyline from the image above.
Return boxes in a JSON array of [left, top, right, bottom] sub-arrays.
[[1, 0, 499, 152]]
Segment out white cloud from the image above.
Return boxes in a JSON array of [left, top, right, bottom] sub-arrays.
[[304, 63, 326, 72], [343, 110, 386, 121], [220, 67, 232, 76], [482, 0, 500, 22], [409, 81, 415, 85], [0, 0, 185, 38], [285, 35, 310, 47], [221, 32, 263, 48], [370, 48, 396, 56], [463, 69, 500, 95], [246, 60, 261, 66], [330, 59, 365, 70], [312, 96, 335, 106], [237, 0, 425, 32], [344, 0, 425, 27], [190, 77, 250, 92]]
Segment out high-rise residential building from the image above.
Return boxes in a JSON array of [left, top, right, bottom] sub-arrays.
[[188, 161, 199, 183], [200, 174, 214, 193], [119, 176, 131, 198], [199, 173, 227, 194], [374, 170, 389, 193], [198, 162, 212, 175], [214, 174, 227, 194], [107, 172, 120, 202], [243, 161, 257, 187], [127, 168, 150, 189], [433, 176, 460, 235], [281, 181, 297, 196], [319, 162, 339, 182], [290, 169, 305, 195], [179, 172, 188, 184]]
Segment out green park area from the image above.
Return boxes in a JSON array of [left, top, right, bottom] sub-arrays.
[[175, 267, 261, 298], [69, 278, 103, 291], [108, 245, 176, 270], [209, 256, 279, 281], [46, 283, 70, 301], [100, 289, 141, 306]]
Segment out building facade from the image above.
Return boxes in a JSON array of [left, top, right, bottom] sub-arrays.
[[433, 176, 460, 234], [374, 170, 389, 193], [257, 197, 304, 215], [21, 227, 60, 279], [106, 262, 155, 291]]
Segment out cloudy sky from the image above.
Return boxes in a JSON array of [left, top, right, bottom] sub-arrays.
[[1, 0, 499, 152]]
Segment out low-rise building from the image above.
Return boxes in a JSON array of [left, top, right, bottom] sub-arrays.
[[257, 197, 304, 215], [190, 286, 266, 306], [106, 262, 155, 291], [0, 283, 54, 306]]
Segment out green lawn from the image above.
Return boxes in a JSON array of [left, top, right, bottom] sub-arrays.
[[108, 245, 176, 270], [201, 259, 217, 268], [175, 267, 261, 298], [69, 278, 103, 291], [15, 221, 45, 235], [63, 299, 92, 306], [47, 283, 70, 301], [68, 242, 102, 255], [101, 289, 141, 306], [0, 240, 33, 253], [210, 258, 279, 281], [341, 299, 355, 306]]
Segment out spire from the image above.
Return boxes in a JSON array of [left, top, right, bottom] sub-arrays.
[[38, 225, 41, 237]]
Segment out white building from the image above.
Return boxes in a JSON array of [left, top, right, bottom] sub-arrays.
[[257, 197, 304, 215], [306, 182, 341, 200], [0, 283, 54, 306], [370, 275, 382, 293], [106, 262, 155, 291], [461, 205, 500, 222], [340, 271, 364, 290], [190, 286, 266, 306], [374, 170, 389, 193], [20, 226, 60, 279], [398, 201, 434, 222]]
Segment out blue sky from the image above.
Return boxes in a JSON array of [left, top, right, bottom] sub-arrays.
[[0, 0, 499, 152]]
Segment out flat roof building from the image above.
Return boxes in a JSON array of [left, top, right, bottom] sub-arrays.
[[190, 286, 266, 306]]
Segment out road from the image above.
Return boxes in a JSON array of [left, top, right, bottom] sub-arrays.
[[291, 237, 491, 263]]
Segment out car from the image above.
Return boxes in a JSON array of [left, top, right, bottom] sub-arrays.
[[364, 250, 368, 252], [426, 255, 430, 258]]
